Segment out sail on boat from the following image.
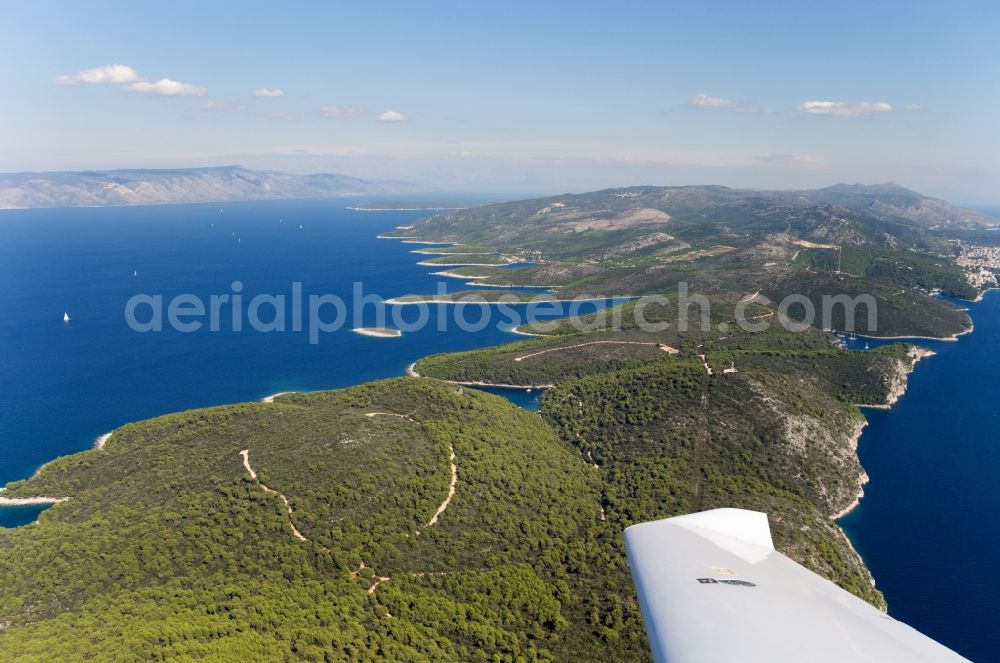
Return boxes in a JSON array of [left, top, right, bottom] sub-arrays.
[[63, 312, 70, 322]]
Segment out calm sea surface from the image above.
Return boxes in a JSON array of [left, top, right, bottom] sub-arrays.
[[840, 291, 1000, 661], [0, 200, 592, 524], [0, 200, 996, 659]]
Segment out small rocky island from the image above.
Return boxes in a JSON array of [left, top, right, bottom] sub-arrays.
[[352, 327, 403, 338]]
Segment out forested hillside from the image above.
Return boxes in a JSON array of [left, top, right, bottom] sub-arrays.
[[388, 183, 983, 337], [0, 313, 929, 660], [0, 380, 646, 661], [417, 323, 930, 611]]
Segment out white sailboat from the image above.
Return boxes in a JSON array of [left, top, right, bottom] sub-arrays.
[[63, 312, 70, 322]]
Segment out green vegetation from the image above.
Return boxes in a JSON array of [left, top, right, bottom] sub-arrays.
[[765, 272, 971, 337], [0, 380, 649, 661], [410, 244, 498, 254], [0, 315, 919, 659], [419, 254, 513, 266], [1, 183, 970, 660], [417, 322, 931, 601], [417, 330, 678, 386], [418, 322, 910, 611], [389, 290, 545, 304], [388, 183, 979, 337], [796, 246, 977, 299], [433, 265, 541, 283]]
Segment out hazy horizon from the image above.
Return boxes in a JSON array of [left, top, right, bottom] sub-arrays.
[[2, 1, 998, 203]]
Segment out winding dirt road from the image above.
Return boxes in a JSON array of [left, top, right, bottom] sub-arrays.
[[426, 443, 457, 527], [239, 449, 307, 542], [513, 340, 678, 363]]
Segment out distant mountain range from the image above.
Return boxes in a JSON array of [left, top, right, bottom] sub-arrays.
[[391, 182, 996, 255], [0, 166, 423, 209]]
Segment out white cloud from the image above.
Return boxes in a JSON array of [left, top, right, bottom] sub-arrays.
[[253, 88, 284, 98], [54, 65, 207, 99], [55, 64, 139, 85], [200, 100, 246, 111], [319, 105, 363, 119], [904, 104, 923, 112], [689, 93, 766, 114], [127, 78, 206, 96], [799, 100, 892, 118], [376, 109, 407, 122], [690, 92, 733, 108]]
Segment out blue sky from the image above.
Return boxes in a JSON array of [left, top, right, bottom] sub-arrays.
[[1, 0, 998, 202]]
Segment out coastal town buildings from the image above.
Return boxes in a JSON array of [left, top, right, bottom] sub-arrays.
[[958, 244, 1000, 289]]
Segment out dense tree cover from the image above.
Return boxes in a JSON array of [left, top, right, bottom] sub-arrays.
[[0, 310, 923, 660], [419, 255, 513, 266], [416, 330, 677, 386], [796, 246, 977, 300], [386, 185, 980, 337], [0, 380, 649, 661], [416, 323, 926, 611], [513, 293, 775, 337], [543, 356, 891, 607], [764, 271, 971, 338]]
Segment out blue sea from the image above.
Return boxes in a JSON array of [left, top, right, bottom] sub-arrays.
[[0, 200, 997, 660], [839, 291, 1000, 661], [0, 200, 581, 525]]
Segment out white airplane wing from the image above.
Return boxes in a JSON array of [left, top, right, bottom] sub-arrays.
[[624, 508, 969, 662]]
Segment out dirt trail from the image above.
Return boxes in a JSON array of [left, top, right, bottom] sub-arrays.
[[261, 392, 296, 404], [365, 412, 417, 423], [426, 443, 457, 527], [237, 452, 406, 593], [239, 449, 307, 542], [367, 576, 390, 593], [689, 368, 712, 512], [514, 340, 678, 363]]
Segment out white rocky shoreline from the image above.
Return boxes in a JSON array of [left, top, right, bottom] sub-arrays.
[[831, 344, 941, 596], [838, 345, 937, 514], [405, 362, 551, 389]]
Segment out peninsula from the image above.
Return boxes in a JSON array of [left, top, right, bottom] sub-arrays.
[[0, 182, 992, 660], [384, 183, 994, 338]]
